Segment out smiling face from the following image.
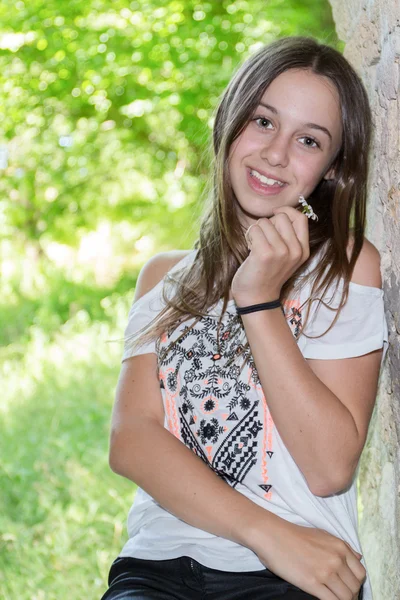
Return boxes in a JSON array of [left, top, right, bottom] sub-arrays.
[[228, 68, 343, 227]]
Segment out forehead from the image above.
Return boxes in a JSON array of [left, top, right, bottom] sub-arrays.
[[259, 69, 342, 138]]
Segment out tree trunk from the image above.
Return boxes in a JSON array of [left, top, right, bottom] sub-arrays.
[[328, 2, 400, 598]]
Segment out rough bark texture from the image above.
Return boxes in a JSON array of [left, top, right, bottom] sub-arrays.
[[328, 2, 400, 598]]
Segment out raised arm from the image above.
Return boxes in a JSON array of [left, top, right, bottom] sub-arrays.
[[234, 211, 384, 496]]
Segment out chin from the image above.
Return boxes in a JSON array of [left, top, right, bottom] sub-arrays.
[[236, 202, 275, 222]]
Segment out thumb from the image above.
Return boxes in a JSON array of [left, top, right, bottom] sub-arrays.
[[344, 541, 363, 560]]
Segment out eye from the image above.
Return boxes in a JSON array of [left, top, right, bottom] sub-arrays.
[[253, 116, 273, 129], [299, 136, 321, 149], [251, 116, 322, 149]]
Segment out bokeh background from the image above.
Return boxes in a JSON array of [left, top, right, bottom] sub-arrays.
[[0, 1, 340, 598]]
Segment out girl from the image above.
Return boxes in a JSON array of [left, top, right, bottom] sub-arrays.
[[102, 36, 388, 600]]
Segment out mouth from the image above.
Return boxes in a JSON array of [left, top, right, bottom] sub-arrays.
[[248, 167, 287, 186], [246, 167, 288, 196]]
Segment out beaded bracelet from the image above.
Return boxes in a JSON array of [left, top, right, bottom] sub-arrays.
[[236, 299, 283, 315]]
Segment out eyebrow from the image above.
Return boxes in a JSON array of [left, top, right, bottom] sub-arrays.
[[258, 102, 333, 142]]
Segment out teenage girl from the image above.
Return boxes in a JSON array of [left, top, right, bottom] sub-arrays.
[[101, 36, 388, 600]]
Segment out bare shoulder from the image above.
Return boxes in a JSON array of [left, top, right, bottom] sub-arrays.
[[134, 250, 193, 302], [347, 234, 382, 288]]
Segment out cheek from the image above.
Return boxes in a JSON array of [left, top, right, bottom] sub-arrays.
[[299, 162, 332, 195], [295, 155, 328, 181], [229, 132, 259, 162]]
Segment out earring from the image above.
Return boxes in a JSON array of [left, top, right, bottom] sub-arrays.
[[299, 195, 318, 221]]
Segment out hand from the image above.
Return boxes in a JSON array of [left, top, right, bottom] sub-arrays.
[[251, 519, 366, 600], [231, 206, 310, 306]]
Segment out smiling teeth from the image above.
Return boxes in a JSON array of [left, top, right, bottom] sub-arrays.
[[250, 169, 285, 186]]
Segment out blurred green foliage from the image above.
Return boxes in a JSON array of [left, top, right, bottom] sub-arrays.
[[0, 1, 340, 598], [0, 0, 340, 250]]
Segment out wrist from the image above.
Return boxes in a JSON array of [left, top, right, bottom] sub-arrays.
[[235, 502, 287, 551], [236, 299, 283, 316], [234, 291, 281, 308]]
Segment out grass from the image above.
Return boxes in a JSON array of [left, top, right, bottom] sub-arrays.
[[0, 296, 137, 600]]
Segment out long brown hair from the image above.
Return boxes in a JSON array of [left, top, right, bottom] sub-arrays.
[[126, 36, 372, 364]]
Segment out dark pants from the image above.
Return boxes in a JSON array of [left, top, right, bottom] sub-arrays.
[[101, 556, 364, 599]]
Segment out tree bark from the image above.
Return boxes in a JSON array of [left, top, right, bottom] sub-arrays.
[[328, 2, 400, 598]]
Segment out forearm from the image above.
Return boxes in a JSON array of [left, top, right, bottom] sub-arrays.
[[241, 308, 359, 492], [110, 418, 285, 550]]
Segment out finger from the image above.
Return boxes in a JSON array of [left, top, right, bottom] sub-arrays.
[[253, 218, 289, 254], [272, 204, 307, 221], [311, 584, 341, 600], [272, 205, 309, 239], [244, 221, 274, 253], [342, 540, 363, 561], [344, 551, 366, 584], [272, 206, 310, 259], [245, 221, 267, 249], [267, 213, 303, 260], [338, 559, 364, 597], [325, 573, 356, 600], [337, 564, 364, 599]]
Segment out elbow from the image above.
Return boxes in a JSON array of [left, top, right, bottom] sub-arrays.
[[109, 444, 124, 476], [109, 447, 123, 475], [109, 417, 163, 477], [108, 430, 135, 477], [308, 467, 356, 497]]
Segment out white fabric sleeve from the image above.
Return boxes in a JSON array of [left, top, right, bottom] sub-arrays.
[[121, 251, 197, 362], [298, 281, 389, 363], [121, 281, 165, 361]]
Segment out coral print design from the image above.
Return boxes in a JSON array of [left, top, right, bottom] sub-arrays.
[[156, 298, 303, 501]]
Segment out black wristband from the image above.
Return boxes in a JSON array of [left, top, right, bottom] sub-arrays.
[[236, 299, 282, 315]]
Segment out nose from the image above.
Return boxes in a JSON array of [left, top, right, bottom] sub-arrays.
[[260, 130, 289, 168]]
